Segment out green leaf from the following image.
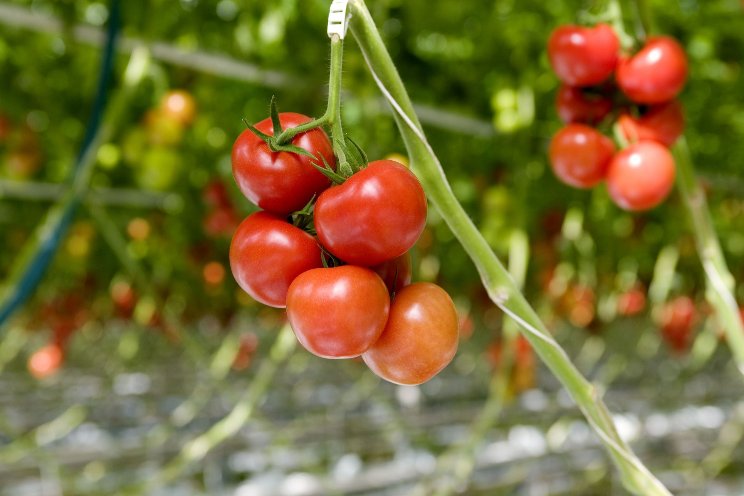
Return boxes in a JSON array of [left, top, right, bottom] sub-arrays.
[[311, 155, 347, 184]]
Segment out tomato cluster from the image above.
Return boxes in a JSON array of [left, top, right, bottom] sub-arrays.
[[229, 111, 459, 385], [547, 24, 688, 211]]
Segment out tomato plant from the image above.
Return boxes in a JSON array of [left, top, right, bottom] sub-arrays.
[[362, 283, 459, 385], [605, 140, 676, 211], [548, 24, 619, 87], [314, 160, 427, 266], [548, 124, 615, 189], [286, 266, 390, 359], [616, 36, 688, 104], [229, 212, 323, 308], [232, 112, 336, 216]]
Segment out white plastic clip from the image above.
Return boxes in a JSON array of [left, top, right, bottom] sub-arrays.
[[327, 0, 351, 39]]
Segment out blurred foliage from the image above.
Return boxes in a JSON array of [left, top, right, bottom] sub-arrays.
[[0, 0, 744, 491]]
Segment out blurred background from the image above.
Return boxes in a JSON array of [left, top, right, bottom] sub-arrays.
[[1, 0, 744, 494]]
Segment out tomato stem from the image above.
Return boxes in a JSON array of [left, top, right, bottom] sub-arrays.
[[348, 1, 671, 494]]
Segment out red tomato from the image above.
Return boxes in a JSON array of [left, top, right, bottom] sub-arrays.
[[549, 124, 615, 189], [159, 89, 197, 125], [372, 252, 412, 295], [617, 286, 647, 316], [618, 100, 684, 147], [28, 344, 64, 379], [286, 266, 390, 358], [314, 160, 427, 266], [230, 212, 322, 308], [606, 141, 676, 211], [555, 84, 613, 125], [616, 36, 688, 104], [548, 24, 619, 86], [232, 113, 335, 216], [660, 296, 696, 353], [363, 283, 458, 385], [203, 207, 240, 238], [232, 332, 259, 371], [203, 180, 232, 210]]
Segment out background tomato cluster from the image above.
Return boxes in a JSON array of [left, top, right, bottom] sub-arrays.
[[1, 0, 744, 494]]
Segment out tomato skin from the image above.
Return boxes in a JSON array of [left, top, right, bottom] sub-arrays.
[[314, 160, 427, 266], [229, 212, 322, 308], [232, 113, 335, 216], [548, 24, 619, 86], [28, 343, 64, 379], [606, 141, 676, 211], [555, 85, 613, 125], [549, 124, 615, 189], [619, 100, 684, 147], [660, 296, 696, 353], [616, 36, 688, 104], [363, 283, 458, 385], [286, 266, 390, 359], [159, 89, 197, 125], [372, 252, 412, 295]]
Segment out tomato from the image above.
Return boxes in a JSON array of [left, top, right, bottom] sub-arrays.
[[616, 36, 688, 104], [548, 124, 615, 189], [617, 286, 647, 316], [203, 180, 232, 209], [286, 266, 390, 358], [232, 332, 259, 371], [372, 251, 412, 295], [555, 84, 613, 125], [203, 207, 240, 238], [660, 296, 696, 353], [0, 114, 10, 143], [618, 100, 684, 147], [159, 89, 197, 126], [548, 24, 619, 86], [28, 343, 64, 379], [230, 212, 322, 308], [606, 141, 676, 211], [362, 283, 458, 385], [314, 160, 427, 266], [232, 112, 335, 215]]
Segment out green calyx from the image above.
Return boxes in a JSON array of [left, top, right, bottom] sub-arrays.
[[243, 96, 321, 159]]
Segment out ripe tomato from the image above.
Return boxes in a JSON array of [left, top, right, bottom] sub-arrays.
[[203, 207, 240, 238], [286, 266, 390, 358], [616, 36, 688, 104], [230, 212, 322, 308], [363, 283, 458, 385], [232, 112, 335, 216], [618, 100, 684, 147], [314, 160, 427, 266], [28, 343, 64, 379], [159, 89, 197, 126], [372, 251, 412, 295], [203, 180, 232, 210], [606, 141, 676, 211], [548, 24, 619, 86], [660, 296, 696, 353], [555, 84, 613, 125], [617, 286, 647, 316], [549, 124, 615, 189]]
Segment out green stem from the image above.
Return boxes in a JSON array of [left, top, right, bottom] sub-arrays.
[[673, 138, 744, 374], [632, 0, 654, 39], [274, 35, 344, 146], [348, 2, 670, 494]]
